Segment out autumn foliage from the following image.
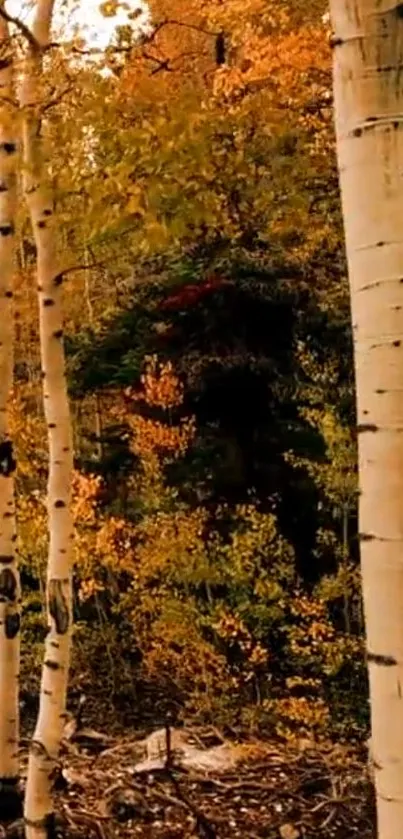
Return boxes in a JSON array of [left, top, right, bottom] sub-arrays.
[[10, 356, 362, 739], [12, 0, 364, 745]]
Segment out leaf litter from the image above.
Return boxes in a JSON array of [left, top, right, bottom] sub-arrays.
[[9, 724, 376, 839]]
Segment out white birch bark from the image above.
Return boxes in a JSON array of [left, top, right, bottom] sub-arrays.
[[330, 2, 403, 837], [0, 2, 21, 819], [20, 3, 74, 836]]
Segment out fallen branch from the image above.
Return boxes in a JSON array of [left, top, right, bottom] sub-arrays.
[[164, 722, 218, 839]]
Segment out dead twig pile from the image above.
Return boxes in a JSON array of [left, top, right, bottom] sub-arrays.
[[10, 726, 375, 839]]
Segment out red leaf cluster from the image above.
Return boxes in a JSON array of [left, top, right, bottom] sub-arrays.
[[161, 274, 230, 311]]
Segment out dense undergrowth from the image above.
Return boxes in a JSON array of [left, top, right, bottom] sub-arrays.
[[13, 0, 366, 745], [17, 356, 366, 742]]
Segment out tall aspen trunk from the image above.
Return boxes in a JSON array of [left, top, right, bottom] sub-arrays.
[[20, 3, 74, 837], [0, 5, 22, 820], [330, 2, 403, 837]]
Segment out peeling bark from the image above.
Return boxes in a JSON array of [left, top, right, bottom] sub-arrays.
[[20, 3, 74, 837], [330, 1, 403, 837], [0, 1, 21, 821]]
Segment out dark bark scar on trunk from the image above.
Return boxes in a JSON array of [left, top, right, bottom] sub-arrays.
[[367, 652, 397, 667], [48, 579, 69, 635], [0, 568, 17, 602]]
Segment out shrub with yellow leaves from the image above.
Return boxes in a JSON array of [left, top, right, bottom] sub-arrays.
[[15, 357, 366, 737]]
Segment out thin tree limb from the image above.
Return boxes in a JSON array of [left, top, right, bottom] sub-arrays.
[[0, 5, 39, 51]]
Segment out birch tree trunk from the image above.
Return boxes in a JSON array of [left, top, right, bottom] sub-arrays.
[[0, 4, 21, 820], [20, 4, 74, 836], [330, 2, 403, 837]]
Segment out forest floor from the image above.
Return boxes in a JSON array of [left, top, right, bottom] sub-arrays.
[[16, 721, 376, 839]]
